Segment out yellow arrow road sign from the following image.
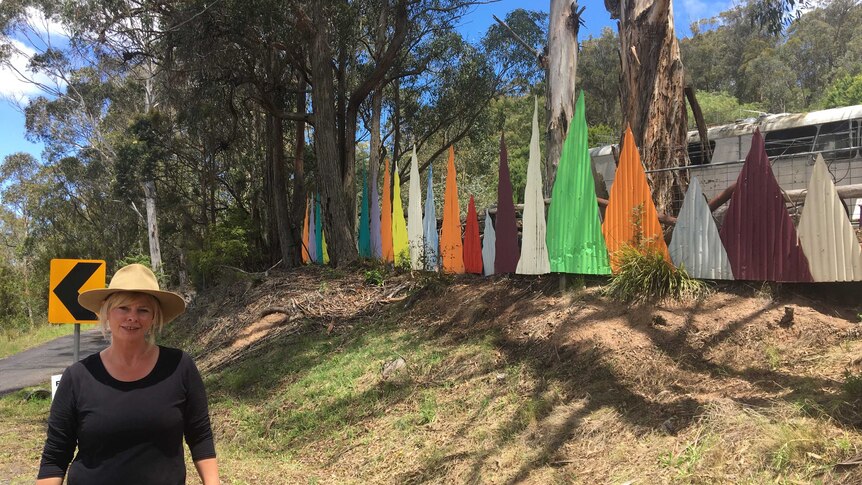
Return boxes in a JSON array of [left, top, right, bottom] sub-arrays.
[[48, 259, 106, 324]]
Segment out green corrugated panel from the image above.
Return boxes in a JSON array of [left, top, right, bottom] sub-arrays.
[[546, 91, 611, 275]]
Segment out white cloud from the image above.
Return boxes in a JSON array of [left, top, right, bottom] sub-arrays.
[[24, 7, 72, 40], [0, 38, 63, 104]]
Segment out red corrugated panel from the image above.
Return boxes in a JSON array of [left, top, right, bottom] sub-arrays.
[[463, 196, 483, 274], [718, 129, 813, 282]]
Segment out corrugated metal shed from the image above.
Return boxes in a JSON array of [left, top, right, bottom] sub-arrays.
[[407, 147, 424, 270], [601, 126, 670, 271], [381, 159, 394, 263], [463, 196, 483, 274], [797, 154, 862, 281], [718, 130, 813, 282], [546, 91, 611, 275], [358, 171, 371, 258], [423, 164, 439, 271], [441, 147, 465, 274], [392, 161, 409, 266], [482, 210, 496, 276], [516, 98, 550, 275], [495, 134, 520, 274], [668, 176, 734, 279]]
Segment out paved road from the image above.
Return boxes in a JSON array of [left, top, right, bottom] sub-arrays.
[[0, 329, 108, 395]]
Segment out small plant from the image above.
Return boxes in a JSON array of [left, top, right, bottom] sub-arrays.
[[765, 345, 782, 370], [842, 370, 862, 401], [605, 204, 709, 303], [364, 268, 385, 286], [604, 244, 709, 303]]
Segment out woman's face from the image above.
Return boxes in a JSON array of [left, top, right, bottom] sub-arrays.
[[107, 294, 156, 343]]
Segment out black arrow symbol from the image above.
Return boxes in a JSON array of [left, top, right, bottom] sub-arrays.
[[53, 262, 101, 321]]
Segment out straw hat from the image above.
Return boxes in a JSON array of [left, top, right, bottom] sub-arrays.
[[78, 264, 186, 323]]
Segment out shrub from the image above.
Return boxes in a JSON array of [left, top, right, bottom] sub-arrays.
[[605, 244, 709, 303]]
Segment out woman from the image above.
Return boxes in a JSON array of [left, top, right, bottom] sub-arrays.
[[37, 263, 219, 484]]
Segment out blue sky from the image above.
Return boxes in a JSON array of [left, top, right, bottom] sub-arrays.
[[0, 0, 732, 164]]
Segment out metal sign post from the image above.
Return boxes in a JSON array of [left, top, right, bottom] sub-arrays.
[[74, 323, 81, 362]]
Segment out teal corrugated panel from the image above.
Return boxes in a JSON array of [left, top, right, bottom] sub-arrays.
[[546, 91, 611, 275], [669, 176, 734, 279]]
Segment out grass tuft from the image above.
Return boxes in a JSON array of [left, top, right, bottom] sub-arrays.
[[605, 244, 710, 303]]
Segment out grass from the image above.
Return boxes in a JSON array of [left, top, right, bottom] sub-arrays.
[[0, 324, 74, 359], [605, 244, 710, 303], [0, 388, 53, 482]]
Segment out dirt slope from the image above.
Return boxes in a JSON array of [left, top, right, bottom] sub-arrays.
[[164, 266, 862, 484]]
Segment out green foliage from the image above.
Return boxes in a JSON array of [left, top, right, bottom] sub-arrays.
[[821, 73, 862, 108], [188, 217, 252, 288], [686, 91, 765, 128]]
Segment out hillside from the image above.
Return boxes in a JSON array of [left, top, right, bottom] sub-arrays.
[[153, 266, 862, 483]]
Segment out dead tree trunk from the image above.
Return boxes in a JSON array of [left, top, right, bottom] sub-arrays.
[[606, 0, 689, 215], [546, 0, 581, 193], [142, 63, 163, 274]]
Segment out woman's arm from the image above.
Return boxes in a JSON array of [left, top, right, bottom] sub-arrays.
[[35, 478, 63, 485], [193, 457, 219, 484]]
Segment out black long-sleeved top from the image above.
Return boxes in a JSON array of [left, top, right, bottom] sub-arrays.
[[38, 346, 216, 484]]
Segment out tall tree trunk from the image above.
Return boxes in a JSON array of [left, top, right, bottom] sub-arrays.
[[607, 0, 689, 215], [142, 64, 163, 273], [269, 112, 296, 266], [546, 0, 580, 194], [310, 2, 358, 265], [142, 180, 163, 274]]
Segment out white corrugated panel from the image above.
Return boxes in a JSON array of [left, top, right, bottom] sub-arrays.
[[669, 177, 734, 280], [797, 154, 862, 281], [482, 210, 496, 276], [407, 146, 424, 270], [516, 97, 550, 275]]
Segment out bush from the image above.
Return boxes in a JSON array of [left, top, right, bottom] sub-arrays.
[[604, 244, 710, 303]]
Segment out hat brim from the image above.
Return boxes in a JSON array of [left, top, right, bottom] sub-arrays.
[[79, 288, 186, 324]]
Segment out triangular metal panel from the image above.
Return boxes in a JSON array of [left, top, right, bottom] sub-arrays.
[[546, 91, 611, 275], [463, 196, 483, 274], [358, 169, 372, 258], [423, 164, 439, 271], [369, 162, 382, 259], [308, 193, 318, 263], [516, 98, 550, 275], [601, 126, 670, 271], [381, 159, 394, 263], [719, 129, 813, 282], [407, 146, 424, 270], [482, 210, 496, 276], [314, 194, 323, 264], [302, 198, 310, 264], [669, 176, 734, 279], [798, 154, 862, 281], [392, 161, 409, 266], [495, 133, 520, 273], [441, 147, 465, 273]]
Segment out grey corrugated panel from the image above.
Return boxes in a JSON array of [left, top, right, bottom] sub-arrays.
[[797, 154, 862, 281], [669, 177, 734, 280], [718, 130, 813, 282], [482, 210, 496, 276]]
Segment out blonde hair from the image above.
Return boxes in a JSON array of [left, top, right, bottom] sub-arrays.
[[98, 292, 164, 344]]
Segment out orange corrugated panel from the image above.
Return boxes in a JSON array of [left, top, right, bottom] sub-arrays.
[[441, 146, 465, 273], [601, 126, 670, 271], [302, 198, 310, 264], [381, 158, 394, 263]]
